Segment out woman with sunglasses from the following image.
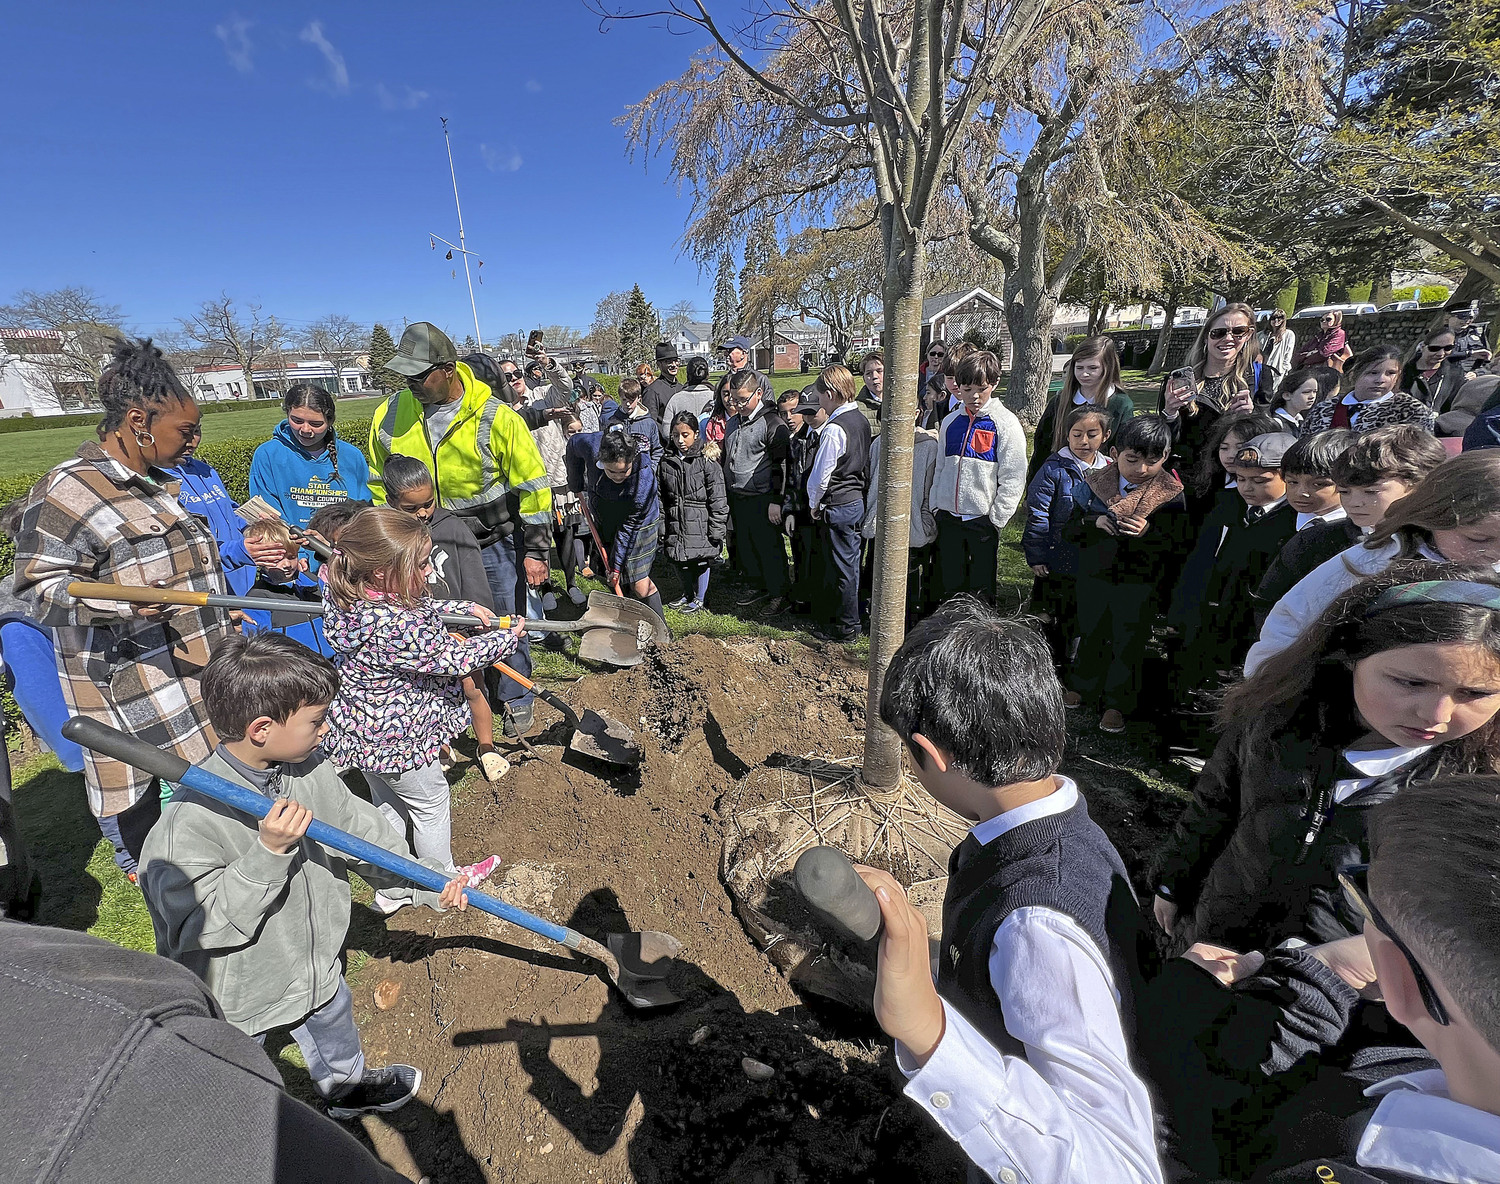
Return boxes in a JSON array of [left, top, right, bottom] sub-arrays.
[[1256, 309, 1297, 394], [1152, 566, 1500, 953], [1159, 302, 1261, 474], [1294, 309, 1350, 371], [1401, 327, 1487, 437], [919, 340, 947, 398]]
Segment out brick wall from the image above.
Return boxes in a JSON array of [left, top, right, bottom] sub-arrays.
[[1106, 303, 1497, 376]]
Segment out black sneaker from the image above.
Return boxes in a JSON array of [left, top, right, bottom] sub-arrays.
[[503, 699, 535, 738], [327, 1064, 421, 1119]]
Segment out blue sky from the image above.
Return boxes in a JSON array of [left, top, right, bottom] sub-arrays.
[[0, 3, 720, 342]]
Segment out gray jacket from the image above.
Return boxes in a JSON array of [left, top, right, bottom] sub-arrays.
[[722, 404, 790, 497], [140, 748, 444, 1034], [660, 384, 716, 443]]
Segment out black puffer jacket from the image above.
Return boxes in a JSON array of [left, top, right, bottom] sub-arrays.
[[659, 443, 729, 564], [1154, 698, 1467, 951]]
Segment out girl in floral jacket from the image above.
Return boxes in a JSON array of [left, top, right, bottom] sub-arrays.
[[320, 507, 522, 883]]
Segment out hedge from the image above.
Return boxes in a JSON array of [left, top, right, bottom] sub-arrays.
[[0, 395, 283, 435]]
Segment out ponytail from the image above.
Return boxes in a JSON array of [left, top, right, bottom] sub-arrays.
[[321, 506, 430, 612]]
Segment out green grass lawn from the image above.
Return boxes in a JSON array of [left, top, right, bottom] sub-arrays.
[[0, 395, 388, 475]]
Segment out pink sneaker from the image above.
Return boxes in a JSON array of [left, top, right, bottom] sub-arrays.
[[459, 855, 501, 888]]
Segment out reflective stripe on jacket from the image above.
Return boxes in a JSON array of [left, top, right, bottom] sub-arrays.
[[368, 361, 552, 557]]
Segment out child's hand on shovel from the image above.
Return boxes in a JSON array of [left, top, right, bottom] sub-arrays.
[[438, 876, 469, 912]]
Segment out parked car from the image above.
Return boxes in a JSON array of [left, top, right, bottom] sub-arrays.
[[1294, 302, 1378, 319], [1377, 300, 1420, 313]]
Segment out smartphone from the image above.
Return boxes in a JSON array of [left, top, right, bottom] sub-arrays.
[[1169, 366, 1196, 400]]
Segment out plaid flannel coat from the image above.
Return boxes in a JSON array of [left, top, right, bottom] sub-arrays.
[[11, 443, 232, 816]]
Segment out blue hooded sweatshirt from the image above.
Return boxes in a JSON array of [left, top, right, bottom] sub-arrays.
[[163, 455, 257, 595], [248, 420, 372, 542]]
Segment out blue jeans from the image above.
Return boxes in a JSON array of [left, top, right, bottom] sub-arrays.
[[480, 533, 533, 705]]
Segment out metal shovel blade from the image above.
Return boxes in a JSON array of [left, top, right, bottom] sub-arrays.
[[582, 591, 671, 649], [568, 708, 642, 768], [603, 930, 685, 1008], [579, 626, 644, 667]]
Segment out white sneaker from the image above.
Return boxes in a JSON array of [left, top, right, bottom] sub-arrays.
[[371, 890, 409, 916], [567, 586, 587, 605]]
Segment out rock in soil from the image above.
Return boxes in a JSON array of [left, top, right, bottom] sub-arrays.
[[351, 635, 970, 1183]]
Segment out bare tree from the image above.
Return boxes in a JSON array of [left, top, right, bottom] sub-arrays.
[[178, 296, 279, 400], [613, 0, 1057, 790], [302, 314, 368, 393], [0, 286, 125, 407], [662, 300, 698, 337], [767, 217, 883, 359], [587, 289, 633, 365]]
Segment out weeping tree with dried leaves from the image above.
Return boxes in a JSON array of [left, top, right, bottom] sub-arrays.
[[608, 0, 1058, 790]]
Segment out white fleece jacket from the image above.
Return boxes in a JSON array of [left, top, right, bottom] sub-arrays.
[[929, 402, 1028, 529]]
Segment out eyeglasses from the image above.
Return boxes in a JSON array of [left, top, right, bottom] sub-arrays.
[[1208, 326, 1253, 341], [1337, 863, 1449, 1026], [1322, 315, 1336, 322], [927, 349, 946, 358]]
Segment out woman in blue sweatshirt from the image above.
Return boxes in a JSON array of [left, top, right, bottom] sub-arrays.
[[248, 386, 371, 558], [163, 430, 258, 595]]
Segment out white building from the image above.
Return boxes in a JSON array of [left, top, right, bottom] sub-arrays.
[[186, 354, 371, 403], [0, 328, 96, 417], [667, 321, 714, 358]]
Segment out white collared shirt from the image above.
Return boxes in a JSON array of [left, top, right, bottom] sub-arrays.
[[1342, 389, 1396, 428], [1359, 1069, 1500, 1181], [1297, 506, 1348, 532], [807, 401, 861, 512], [1334, 743, 1433, 803], [1063, 448, 1109, 471], [895, 777, 1164, 1184]]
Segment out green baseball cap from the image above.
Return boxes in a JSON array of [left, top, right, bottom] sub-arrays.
[[387, 322, 459, 376]]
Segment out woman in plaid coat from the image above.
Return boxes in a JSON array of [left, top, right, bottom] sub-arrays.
[[12, 339, 231, 875]]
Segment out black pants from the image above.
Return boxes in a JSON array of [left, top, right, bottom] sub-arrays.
[[1070, 576, 1157, 716], [787, 513, 820, 606], [934, 512, 999, 605], [729, 491, 789, 597], [1030, 573, 1079, 670], [818, 500, 864, 638]]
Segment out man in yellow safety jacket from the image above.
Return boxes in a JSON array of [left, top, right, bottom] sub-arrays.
[[369, 321, 553, 734]]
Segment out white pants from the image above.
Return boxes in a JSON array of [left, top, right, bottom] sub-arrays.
[[362, 761, 455, 872]]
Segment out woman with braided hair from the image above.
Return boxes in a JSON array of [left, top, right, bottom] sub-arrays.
[[11, 338, 233, 875], [248, 384, 371, 565]]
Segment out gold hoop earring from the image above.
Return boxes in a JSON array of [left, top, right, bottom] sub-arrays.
[[134, 430, 155, 448]]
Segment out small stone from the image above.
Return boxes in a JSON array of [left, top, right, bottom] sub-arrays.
[[539, 1143, 554, 1155], [689, 1025, 711, 1046], [742, 1057, 775, 1081], [373, 980, 402, 1011], [1147, 768, 1161, 779]]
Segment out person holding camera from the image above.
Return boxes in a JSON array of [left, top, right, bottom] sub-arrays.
[[1159, 303, 1260, 475], [1447, 303, 1493, 373]]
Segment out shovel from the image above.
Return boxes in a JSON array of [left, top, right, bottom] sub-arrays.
[[64, 582, 662, 669], [59, 717, 683, 1009], [491, 659, 641, 769]]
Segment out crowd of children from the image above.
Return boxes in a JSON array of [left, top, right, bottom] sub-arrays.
[[7, 316, 1500, 1180]]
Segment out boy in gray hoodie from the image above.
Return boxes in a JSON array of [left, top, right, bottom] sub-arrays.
[[140, 632, 469, 1119]]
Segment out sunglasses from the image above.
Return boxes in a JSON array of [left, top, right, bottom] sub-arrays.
[[927, 349, 946, 358], [1208, 326, 1253, 341], [409, 366, 438, 385], [1337, 863, 1449, 1026], [500, 370, 524, 383], [1425, 343, 1454, 354]]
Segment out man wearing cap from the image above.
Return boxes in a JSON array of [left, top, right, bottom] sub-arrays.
[[368, 322, 555, 735], [719, 336, 775, 405], [643, 342, 685, 424]]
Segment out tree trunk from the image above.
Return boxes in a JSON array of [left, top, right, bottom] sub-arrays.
[[1000, 213, 1059, 428], [240, 363, 256, 399], [1147, 289, 1179, 375], [861, 219, 925, 792]]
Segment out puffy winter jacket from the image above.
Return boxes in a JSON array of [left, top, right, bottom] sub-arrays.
[[368, 361, 553, 560], [1022, 448, 1099, 571], [659, 444, 729, 563], [1026, 390, 1135, 485], [929, 400, 1028, 528], [247, 421, 372, 545], [601, 399, 664, 470], [163, 456, 256, 595]]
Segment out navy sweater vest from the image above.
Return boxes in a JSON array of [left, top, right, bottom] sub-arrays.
[[938, 795, 1143, 1057]]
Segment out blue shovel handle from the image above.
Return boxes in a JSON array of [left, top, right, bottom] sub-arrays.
[[60, 716, 577, 950]]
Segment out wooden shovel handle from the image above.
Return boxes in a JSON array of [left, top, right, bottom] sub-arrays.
[[68, 581, 211, 607]]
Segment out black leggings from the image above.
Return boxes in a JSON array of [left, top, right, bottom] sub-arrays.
[[554, 519, 583, 588]]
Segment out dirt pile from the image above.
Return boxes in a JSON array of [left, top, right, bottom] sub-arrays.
[[353, 635, 969, 1183]]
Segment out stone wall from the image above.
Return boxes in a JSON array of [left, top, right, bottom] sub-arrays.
[[1105, 303, 1498, 377]]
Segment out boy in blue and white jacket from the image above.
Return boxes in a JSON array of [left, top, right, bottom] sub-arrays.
[[930, 350, 1028, 604]]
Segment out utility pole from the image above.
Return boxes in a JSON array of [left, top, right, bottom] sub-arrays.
[[432, 116, 483, 349]]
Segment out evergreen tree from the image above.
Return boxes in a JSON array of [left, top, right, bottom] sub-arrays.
[[368, 323, 400, 393], [711, 251, 739, 346], [618, 285, 659, 373]]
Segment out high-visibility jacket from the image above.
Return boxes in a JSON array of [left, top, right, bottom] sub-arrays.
[[369, 362, 553, 559]]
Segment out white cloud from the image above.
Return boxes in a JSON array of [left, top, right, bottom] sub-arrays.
[[480, 143, 523, 173], [376, 83, 429, 111], [215, 14, 254, 74], [524, 78, 542, 93], [299, 21, 349, 94]]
